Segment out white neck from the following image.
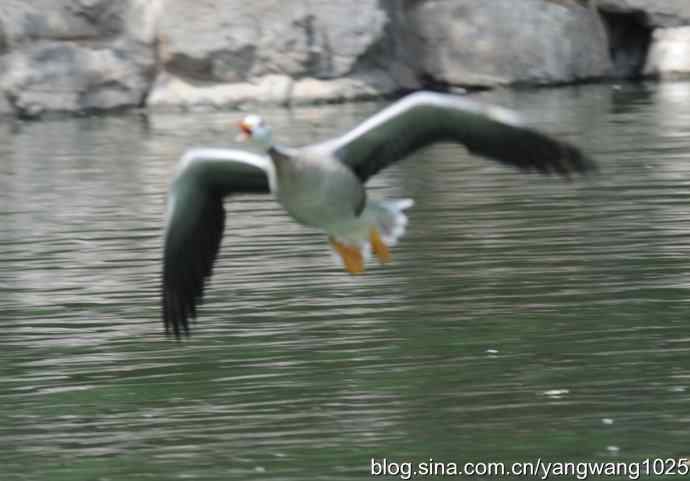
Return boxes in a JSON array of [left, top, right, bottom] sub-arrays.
[[251, 126, 273, 151]]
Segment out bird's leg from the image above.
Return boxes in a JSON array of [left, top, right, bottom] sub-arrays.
[[329, 237, 365, 274], [370, 228, 391, 264]]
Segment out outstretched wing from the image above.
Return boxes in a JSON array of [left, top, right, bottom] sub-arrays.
[[330, 92, 596, 182], [162, 148, 273, 338]]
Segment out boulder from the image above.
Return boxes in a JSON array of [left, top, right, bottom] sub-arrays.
[[2, 41, 154, 117], [0, 0, 124, 45], [157, 0, 387, 82], [149, 0, 391, 108], [644, 26, 690, 78], [397, 0, 611, 87], [5, 0, 690, 115], [0, 0, 160, 117]]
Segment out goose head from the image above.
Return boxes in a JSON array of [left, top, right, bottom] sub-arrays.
[[237, 114, 272, 150]]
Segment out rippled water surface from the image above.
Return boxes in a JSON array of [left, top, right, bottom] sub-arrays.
[[3, 83, 690, 480]]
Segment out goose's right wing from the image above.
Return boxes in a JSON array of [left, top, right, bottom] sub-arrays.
[[162, 148, 273, 338]]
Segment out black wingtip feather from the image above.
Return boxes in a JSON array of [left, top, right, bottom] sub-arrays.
[[162, 193, 226, 340]]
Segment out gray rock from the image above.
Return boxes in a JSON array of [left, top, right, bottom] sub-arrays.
[[0, 0, 159, 116], [149, 0, 392, 108], [157, 0, 387, 82], [2, 41, 154, 117], [148, 72, 399, 111], [125, 0, 163, 46], [0, 0, 124, 45], [4, 0, 690, 115], [644, 26, 690, 78], [290, 72, 397, 105], [151, 0, 615, 107], [398, 0, 611, 87], [148, 73, 294, 110]]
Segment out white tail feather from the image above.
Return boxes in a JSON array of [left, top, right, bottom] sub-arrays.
[[364, 198, 414, 246]]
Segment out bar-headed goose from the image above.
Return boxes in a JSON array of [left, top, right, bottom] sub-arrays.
[[162, 91, 595, 337]]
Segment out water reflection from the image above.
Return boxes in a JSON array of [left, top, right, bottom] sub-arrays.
[[2, 83, 690, 480]]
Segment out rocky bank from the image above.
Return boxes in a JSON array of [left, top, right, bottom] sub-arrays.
[[1, 0, 689, 117]]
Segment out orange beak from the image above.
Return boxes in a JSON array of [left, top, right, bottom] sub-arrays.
[[236, 120, 251, 142]]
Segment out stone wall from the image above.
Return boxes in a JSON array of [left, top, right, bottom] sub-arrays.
[[0, 0, 160, 117], [0, 0, 689, 117]]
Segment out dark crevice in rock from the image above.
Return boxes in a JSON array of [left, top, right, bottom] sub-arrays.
[[130, 52, 158, 109], [165, 54, 213, 82], [295, 14, 325, 77], [68, 1, 123, 37], [318, 28, 334, 78], [376, 0, 417, 86], [342, 0, 402, 92], [165, 45, 256, 84], [210, 46, 256, 82], [348, 27, 389, 76], [0, 21, 6, 54], [598, 9, 652, 79], [416, 72, 484, 94], [80, 79, 129, 109]]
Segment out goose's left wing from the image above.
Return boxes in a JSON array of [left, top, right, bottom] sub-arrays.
[[329, 91, 596, 182]]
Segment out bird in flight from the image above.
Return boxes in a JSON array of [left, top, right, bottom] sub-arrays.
[[162, 91, 596, 337]]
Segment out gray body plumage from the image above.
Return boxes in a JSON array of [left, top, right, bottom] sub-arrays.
[[270, 145, 365, 229]]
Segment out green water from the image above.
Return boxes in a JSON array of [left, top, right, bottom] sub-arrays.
[[2, 83, 690, 480]]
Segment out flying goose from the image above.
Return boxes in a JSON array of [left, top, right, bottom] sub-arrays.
[[162, 91, 595, 337]]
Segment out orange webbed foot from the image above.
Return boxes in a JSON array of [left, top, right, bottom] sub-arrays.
[[329, 237, 365, 274], [370, 228, 391, 265]]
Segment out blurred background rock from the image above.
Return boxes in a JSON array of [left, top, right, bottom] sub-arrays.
[[0, 0, 689, 117]]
